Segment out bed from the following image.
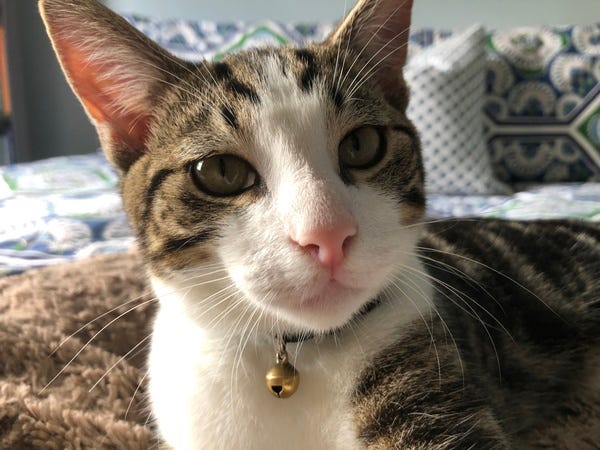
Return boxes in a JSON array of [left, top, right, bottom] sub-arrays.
[[1, 16, 599, 448]]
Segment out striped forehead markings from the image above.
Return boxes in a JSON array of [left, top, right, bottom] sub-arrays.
[[212, 61, 261, 104], [294, 48, 319, 92], [221, 104, 239, 129]]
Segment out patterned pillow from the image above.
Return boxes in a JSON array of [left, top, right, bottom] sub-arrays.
[[405, 26, 509, 194], [485, 24, 600, 183], [127, 16, 506, 194]]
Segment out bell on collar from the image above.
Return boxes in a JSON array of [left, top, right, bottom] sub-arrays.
[[265, 339, 299, 398]]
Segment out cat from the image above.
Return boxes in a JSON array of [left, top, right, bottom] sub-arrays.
[[40, 0, 600, 448]]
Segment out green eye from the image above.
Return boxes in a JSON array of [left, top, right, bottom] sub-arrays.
[[191, 154, 257, 197], [338, 126, 383, 169]]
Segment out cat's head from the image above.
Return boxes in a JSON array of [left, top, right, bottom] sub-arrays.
[[41, 0, 424, 334]]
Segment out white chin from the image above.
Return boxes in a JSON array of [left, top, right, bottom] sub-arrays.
[[268, 285, 377, 333]]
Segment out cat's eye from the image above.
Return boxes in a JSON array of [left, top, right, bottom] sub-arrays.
[[338, 126, 383, 169], [190, 154, 257, 197]]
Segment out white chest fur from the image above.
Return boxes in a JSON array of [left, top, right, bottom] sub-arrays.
[[148, 263, 432, 450]]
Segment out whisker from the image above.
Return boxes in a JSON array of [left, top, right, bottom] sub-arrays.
[[89, 334, 153, 393], [385, 277, 443, 386], [332, 0, 350, 99], [41, 296, 157, 394], [49, 288, 154, 357], [416, 252, 505, 314], [400, 261, 513, 340], [231, 303, 265, 400], [415, 245, 561, 319], [391, 271, 466, 385], [192, 285, 240, 321], [125, 369, 149, 421], [398, 263, 504, 380]]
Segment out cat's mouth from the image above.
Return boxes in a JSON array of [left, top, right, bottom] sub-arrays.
[[268, 276, 375, 331]]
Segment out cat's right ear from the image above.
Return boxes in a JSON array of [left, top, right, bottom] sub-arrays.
[[326, 0, 413, 109], [40, 0, 185, 171]]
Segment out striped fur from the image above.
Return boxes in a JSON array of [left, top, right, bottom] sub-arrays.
[[40, 0, 600, 448], [354, 219, 600, 448]]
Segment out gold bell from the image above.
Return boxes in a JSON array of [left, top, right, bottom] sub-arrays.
[[265, 339, 299, 398]]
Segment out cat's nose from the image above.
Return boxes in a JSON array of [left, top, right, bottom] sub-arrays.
[[291, 221, 357, 272]]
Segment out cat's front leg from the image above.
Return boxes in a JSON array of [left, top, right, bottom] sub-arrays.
[[351, 324, 510, 450], [356, 408, 508, 450]]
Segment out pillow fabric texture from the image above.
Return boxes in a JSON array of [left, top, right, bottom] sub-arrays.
[[404, 26, 509, 194], [485, 24, 600, 184]]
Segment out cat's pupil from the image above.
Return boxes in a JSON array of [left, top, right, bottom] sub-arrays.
[[349, 135, 360, 156], [218, 157, 227, 179]]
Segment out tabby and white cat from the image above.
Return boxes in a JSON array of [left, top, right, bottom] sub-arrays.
[[40, 0, 600, 448]]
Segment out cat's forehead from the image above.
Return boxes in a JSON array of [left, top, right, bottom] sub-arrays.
[[156, 43, 389, 161], [218, 45, 334, 90]]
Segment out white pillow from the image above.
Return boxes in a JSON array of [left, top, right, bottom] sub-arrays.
[[405, 26, 510, 194]]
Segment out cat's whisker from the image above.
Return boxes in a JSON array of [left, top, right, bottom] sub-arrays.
[[399, 217, 486, 231], [194, 64, 235, 111], [202, 291, 245, 331], [125, 369, 149, 421], [345, 317, 367, 359], [174, 261, 227, 273], [49, 288, 155, 356], [384, 277, 443, 386], [400, 260, 512, 339], [190, 285, 240, 321], [134, 52, 230, 115], [130, 64, 223, 117], [333, 0, 385, 93], [231, 304, 265, 402], [415, 245, 562, 319], [346, 26, 410, 98], [221, 302, 255, 404], [331, 0, 349, 100], [397, 263, 504, 380], [50, 269, 229, 360], [40, 296, 158, 394], [415, 252, 505, 314], [89, 334, 153, 393], [142, 73, 220, 117], [172, 268, 230, 283], [389, 272, 466, 386], [178, 274, 234, 290]]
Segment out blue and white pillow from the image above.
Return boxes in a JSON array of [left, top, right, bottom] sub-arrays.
[[405, 26, 509, 194], [485, 24, 600, 183]]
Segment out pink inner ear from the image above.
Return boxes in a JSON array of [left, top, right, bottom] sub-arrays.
[[59, 41, 151, 155]]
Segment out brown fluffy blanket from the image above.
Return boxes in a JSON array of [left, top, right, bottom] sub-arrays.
[[0, 251, 157, 449]]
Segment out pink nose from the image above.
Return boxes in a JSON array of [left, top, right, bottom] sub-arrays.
[[291, 221, 357, 271]]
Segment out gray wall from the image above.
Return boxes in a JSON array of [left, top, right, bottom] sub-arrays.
[[106, 0, 599, 29], [5, 0, 99, 163]]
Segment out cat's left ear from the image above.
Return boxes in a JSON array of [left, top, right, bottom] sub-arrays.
[[326, 0, 413, 108]]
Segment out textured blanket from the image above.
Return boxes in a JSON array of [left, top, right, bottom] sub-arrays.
[[0, 251, 157, 449]]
